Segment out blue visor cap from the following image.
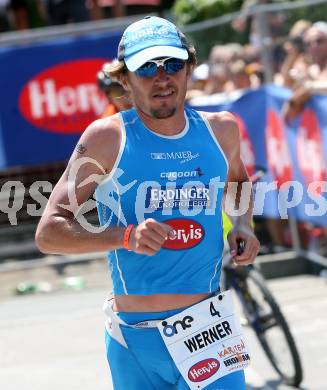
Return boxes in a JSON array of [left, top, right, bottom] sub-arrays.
[[118, 16, 189, 72]]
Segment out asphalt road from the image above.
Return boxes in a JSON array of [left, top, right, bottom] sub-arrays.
[[0, 263, 326, 390]]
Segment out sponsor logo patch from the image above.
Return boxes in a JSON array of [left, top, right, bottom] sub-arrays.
[[161, 315, 194, 337], [160, 167, 204, 180], [163, 218, 204, 250], [223, 353, 250, 369], [217, 339, 246, 359], [146, 185, 212, 210], [150, 151, 199, 164], [188, 358, 220, 382]]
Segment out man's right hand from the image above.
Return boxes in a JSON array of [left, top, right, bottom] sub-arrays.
[[128, 218, 173, 256]]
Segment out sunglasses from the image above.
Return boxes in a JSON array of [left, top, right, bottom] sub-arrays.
[[305, 37, 326, 47], [135, 57, 186, 78]]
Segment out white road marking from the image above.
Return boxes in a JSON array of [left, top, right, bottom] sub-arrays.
[[245, 366, 274, 389]]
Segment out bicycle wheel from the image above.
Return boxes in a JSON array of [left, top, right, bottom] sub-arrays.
[[234, 267, 303, 387]]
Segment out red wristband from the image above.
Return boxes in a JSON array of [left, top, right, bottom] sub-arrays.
[[123, 224, 134, 250]]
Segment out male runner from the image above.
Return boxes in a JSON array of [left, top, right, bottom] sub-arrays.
[[36, 16, 260, 389]]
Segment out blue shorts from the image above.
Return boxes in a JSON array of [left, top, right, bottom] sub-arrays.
[[105, 308, 246, 390]]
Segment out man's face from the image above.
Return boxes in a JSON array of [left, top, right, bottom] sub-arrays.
[[122, 58, 190, 120], [304, 28, 327, 66]]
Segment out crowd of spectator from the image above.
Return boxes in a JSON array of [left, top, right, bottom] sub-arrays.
[[187, 20, 327, 105], [0, 0, 161, 32], [183, 19, 327, 254]]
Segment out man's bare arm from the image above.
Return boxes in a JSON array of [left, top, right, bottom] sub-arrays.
[[35, 116, 172, 256], [35, 116, 125, 254]]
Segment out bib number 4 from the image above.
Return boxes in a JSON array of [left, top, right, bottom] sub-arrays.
[[210, 301, 221, 318]]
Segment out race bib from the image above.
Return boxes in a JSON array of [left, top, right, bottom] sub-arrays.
[[157, 290, 250, 389]]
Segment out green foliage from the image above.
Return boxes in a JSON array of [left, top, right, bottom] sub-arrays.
[[173, 0, 243, 25], [286, 3, 327, 28], [172, 0, 245, 60], [172, 0, 327, 61]]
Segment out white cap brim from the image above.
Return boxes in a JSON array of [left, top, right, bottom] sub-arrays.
[[125, 46, 189, 72]]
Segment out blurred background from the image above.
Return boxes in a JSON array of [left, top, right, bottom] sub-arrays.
[[0, 1, 327, 389]]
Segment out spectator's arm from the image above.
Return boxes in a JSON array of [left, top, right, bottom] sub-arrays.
[[282, 85, 311, 124], [280, 45, 301, 88], [304, 79, 327, 94]]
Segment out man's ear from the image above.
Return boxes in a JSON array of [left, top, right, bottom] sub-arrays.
[[186, 63, 194, 78], [119, 73, 130, 92]]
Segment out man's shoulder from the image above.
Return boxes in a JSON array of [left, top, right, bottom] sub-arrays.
[[200, 110, 237, 125], [86, 113, 122, 135], [82, 113, 122, 145], [70, 114, 123, 174], [199, 110, 239, 137], [76, 114, 123, 161]]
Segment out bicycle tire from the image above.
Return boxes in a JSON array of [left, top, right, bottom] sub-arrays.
[[233, 267, 303, 387]]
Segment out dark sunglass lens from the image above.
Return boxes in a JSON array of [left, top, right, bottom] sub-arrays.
[[165, 59, 185, 74], [136, 62, 157, 77]]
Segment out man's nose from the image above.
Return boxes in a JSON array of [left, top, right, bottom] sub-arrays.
[[155, 66, 170, 81]]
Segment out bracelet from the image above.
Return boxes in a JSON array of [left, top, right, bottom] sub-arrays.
[[123, 224, 134, 250]]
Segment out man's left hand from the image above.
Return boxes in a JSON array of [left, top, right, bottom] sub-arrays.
[[227, 225, 260, 266]]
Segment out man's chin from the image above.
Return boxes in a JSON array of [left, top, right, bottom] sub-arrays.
[[151, 107, 177, 119]]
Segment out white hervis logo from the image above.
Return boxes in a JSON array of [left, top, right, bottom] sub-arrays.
[[170, 226, 203, 242], [28, 79, 105, 118], [134, 177, 225, 222], [19, 59, 108, 134], [188, 358, 220, 382], [163, 219, 204, 250]]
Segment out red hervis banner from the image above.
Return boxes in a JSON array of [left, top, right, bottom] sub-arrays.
[[297, 109, 327, 191], [265, 109, 293, 188], [233, 113, 255, 177], [19, 59, 108, 134]]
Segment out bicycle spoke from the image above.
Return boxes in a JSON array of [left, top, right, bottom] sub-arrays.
[[230, 268, 303, 387], [258, 313, 278, 331]]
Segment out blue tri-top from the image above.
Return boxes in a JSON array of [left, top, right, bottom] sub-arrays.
[[95, 107, 228, 296]]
